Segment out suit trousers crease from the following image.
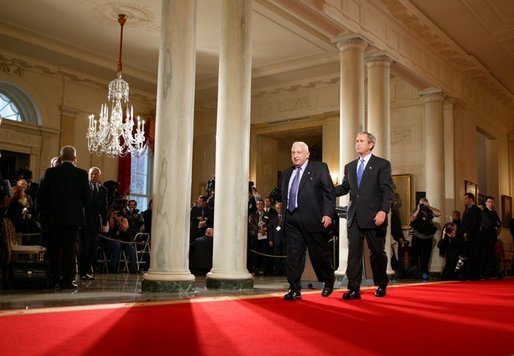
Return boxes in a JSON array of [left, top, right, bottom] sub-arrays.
[[285, 211, 334, 290], [346, 221, 388, 291], [47, 226, 79, 284]]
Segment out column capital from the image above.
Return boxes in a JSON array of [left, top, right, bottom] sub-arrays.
[[419, 87, 446, 103], [443, 97, 457, 110], [333, 34, 369, 52], [365, 53, 394, 68]]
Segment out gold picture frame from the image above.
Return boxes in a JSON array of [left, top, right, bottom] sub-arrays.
[[465, 180, 478, 199], [501, 195, 512, 228], [392, 174, 411, 229]]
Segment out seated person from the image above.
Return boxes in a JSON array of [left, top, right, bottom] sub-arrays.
[[189, 227, 214, 276], [100, 209, 138, 273], [5, 178, 39, 235], [126, 199, 144, 240]]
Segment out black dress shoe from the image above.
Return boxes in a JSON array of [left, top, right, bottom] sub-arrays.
[[321, 281, 334, 297], [375, 286, 387, 297], [342, 290, 361, 300], [61, 281, 78, 289], [284, 289, 302, 300]]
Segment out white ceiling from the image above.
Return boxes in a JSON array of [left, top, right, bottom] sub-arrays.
[[411, 0, 514, 97], [0, 0, 513, 104]]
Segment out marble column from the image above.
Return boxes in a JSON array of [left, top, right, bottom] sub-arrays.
[[419, 88, 446, 274], [142, 0, 197, 293], [334, 37, 367, 281], [443, 99, 456, 215], [206, 0, 253, 289], [366, 54, 394, 275]]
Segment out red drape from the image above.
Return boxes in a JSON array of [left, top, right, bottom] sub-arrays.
[[117, 153, 131, 197]]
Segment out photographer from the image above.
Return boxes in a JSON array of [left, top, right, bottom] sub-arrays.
[[5, 178, 38, 234], [105, 207, 137, 273], [437, 222, 465, 280], [126, 199, 144, 239], [409, 197, 442, 281]]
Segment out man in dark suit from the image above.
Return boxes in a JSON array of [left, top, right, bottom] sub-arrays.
[[79, 167, 108, 280], [461, 192, 482, 280], [37, 146, 90, 289], [335, 132, 394, 299], [282, 141, 335, 301], [189, 195, 213, 242], [480, 196, 502, 279], [189, 227, 214, 276], [269, 202, 286, 275]]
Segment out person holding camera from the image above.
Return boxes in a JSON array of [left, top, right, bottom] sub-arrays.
[[409, 197, 442, 281], [5, 178, 37, 234], [437, 222, 465, 280], [107, 209, 137, 273]]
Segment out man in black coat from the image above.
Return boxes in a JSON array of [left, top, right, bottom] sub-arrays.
[[480, 196, 502, 279], [461, 192, 482, 280], [335, 132, 394, 299], [282, 141, 335, 301], [189, 195, 213, 242], [189, 227, 214, 276], [268, 202, 286, 275], [37, 146, 90, 289], [79, 167, 108, 280]]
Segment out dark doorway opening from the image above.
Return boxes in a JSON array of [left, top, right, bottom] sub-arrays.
[[0, 149, 30, 182]]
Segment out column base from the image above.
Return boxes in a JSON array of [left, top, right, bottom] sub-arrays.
[[206, 277, 253, 290], [142, 279, 195, 294]]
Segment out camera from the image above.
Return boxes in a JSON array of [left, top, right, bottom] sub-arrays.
[[455, 255, 468, 272]]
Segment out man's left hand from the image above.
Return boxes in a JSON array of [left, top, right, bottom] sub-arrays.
[[322, 215, 332, 229], [374, 211, 386, 226]]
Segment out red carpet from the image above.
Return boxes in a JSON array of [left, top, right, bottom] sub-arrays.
[[1, 279, 514, 355]]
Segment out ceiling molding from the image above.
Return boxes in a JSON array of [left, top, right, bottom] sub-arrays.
[[381, 0, 513, 108]]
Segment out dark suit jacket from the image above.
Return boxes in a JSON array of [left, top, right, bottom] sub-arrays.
[[189, 236, 213, 270], [84, 185, 108, 232], [335, 155, 394, 229], [281, 160, 335, 233], [36, 162, 90, 228], [461, 204, 481, 242], [248, 210, 272, 241], [268, 213, 285, 246]]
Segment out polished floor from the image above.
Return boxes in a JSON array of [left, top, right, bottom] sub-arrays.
[[0, 273, 291, 311], [0, 272, 421, 311]]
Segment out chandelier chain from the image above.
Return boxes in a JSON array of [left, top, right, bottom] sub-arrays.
[[87, 14, 146, 158]]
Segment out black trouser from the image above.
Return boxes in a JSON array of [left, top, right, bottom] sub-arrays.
[[346, 221, 388, 291], [466, 239, 481, 279], [252, 238, 271, 274], [480, 231, 500, 277], [79, 229, 97, 276], [273, 241, 286, 274], [411, 236, 433, 275], [284, 210, 334, 291], [46, 226, 79, 285]]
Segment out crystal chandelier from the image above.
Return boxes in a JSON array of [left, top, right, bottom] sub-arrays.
[[87, 14, 146, 158]]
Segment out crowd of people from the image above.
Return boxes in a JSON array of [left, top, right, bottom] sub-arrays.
[[0, 146, 153, 289], [1, 136, 512, 294]]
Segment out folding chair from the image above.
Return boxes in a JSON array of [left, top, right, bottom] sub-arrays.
[[134, 232, 150, 271]]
